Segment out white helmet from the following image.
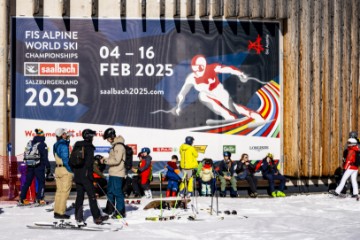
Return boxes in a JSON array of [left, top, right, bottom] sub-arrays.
[[347, 138, 357, 146]]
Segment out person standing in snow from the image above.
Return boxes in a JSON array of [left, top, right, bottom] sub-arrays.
[[101, 128, 126, 219], [162, 155, 183, 197], [19, 128, 51, 206], [179, 136, 199, 198], [331, 138, 359, 198], [199, 158, 215, 196], [72, 129, 109, 225], [132, 147, 153, 198]]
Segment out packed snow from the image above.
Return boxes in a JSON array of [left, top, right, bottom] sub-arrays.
[[1, 194, 360, 240]]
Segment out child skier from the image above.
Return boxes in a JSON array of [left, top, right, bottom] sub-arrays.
[[132, 147, 153, 198], [162, 155, 183, 197], [199, 158, 215, 196], [331, 138, 359, 198]]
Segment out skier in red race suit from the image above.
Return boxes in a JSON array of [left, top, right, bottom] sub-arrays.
[[174, 55, 264, 122]]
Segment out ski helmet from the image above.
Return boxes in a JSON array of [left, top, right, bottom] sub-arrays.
[[82, 129, 96, 141], [140, 147, 151, 154], [185, 136, 194, 145], [191, 55, 207, 73], [223, 151, 231, 158], [347, 138, 357, 146], [103, 128, 116, 139], [349, 131, 358, 139], [267, 153, 273, 159]]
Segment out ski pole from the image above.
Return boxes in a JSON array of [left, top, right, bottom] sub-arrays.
[[96, 182, 128, 226], [159, 172, 163, 218], [193, 170, 199, 214]]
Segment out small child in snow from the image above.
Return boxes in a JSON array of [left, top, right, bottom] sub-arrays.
[[162, 155, 183, 197], [199, 158, 214, 196], [132, 147, 153, 198]]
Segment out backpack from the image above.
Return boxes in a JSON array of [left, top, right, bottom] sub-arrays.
[[69, 145, 85, 168], [114, 143, 133, 171], [23, 140, 41, 166], [354, 151, 360, 167]]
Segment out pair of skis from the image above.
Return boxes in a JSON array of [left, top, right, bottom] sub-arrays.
[[27, 220, 122, 231]]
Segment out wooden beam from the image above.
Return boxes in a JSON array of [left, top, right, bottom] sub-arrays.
[[311, 0, 322, 177], [299, 0, 312, 177], [283, 0, 300, 176]]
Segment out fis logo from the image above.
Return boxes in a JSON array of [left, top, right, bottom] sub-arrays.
[[24, 62, 79, 76]]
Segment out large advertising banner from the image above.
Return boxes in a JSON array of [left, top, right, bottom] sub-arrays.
[[11, 17, 281, 163]]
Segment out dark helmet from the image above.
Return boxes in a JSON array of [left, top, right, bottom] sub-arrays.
[[94, 155, 106, 172], [140, 147, 151, 154], [204, 158, 213, 165], [185, 136, 194, 145], [103, 128, 116, 139], [94, 154, 103, 163], [223, 151, 231, 158], [82, 129, 96, 141], [349, 131, 358, 139]]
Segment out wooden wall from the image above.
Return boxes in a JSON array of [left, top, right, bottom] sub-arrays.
[[2, 0, 360, 178]]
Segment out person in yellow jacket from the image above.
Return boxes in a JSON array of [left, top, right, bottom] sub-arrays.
[[179, 136, 198, 198]]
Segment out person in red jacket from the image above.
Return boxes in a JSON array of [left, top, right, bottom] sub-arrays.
[[132, 147, 153, 198], [332, 138, 359, 198]]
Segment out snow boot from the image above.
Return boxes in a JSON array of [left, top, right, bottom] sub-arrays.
[[220, 191, 226, 197], [276, 191, 286, 197], [103, 200, 114, 215], [144, 190, 152, 199], [166, 190, 171, 197], [224, 210, 231, 215], [231, 210, 237, 215], [271, 191, 277, 198]]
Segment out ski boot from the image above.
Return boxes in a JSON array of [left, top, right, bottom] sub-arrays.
[[276, 191, 286, 197]]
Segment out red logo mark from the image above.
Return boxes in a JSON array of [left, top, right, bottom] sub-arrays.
[[39, 62, 79, 76], [128, 144, 137, 155], [248, 35, 264, 54], [153, 147, 173, 152]]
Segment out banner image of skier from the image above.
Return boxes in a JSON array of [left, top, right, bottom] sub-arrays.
[[11, 18, 281, 160]]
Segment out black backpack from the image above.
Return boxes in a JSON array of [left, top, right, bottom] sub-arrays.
[[354, 151, 360, 167], [69, 145, 85, 168], [114, 143, 133, 171]]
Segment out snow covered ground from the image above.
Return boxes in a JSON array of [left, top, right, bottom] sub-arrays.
[[1, 193, 360, 240]]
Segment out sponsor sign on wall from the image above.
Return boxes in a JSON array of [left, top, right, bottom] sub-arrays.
[[11, 17, 281, 161]]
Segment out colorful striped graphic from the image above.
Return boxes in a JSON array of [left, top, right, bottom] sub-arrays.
[[192, 80, 280, 138]]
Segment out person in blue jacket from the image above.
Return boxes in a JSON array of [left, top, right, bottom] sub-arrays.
[[162, 155, 183, 197], [53, 128, 74, 219], [19, 128, 50, 205], [261, 153, 286, 197]]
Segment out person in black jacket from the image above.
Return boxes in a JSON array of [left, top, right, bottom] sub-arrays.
[[216, 151, 238, 197], [235, 153, 258, 198], [72, 129, 109, 225], [261, 153, 286, 197], [19, 128, 51, 205]]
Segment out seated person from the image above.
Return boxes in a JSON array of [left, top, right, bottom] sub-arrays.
[[235, 153, 258, 198], [216, 151, 238, 197], [261, 153, 286, 197]]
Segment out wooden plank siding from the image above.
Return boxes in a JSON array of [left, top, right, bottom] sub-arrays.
[[3, 0, 360, 178]]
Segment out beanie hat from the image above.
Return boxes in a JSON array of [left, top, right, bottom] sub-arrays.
[[35, 128, 44, 136]]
